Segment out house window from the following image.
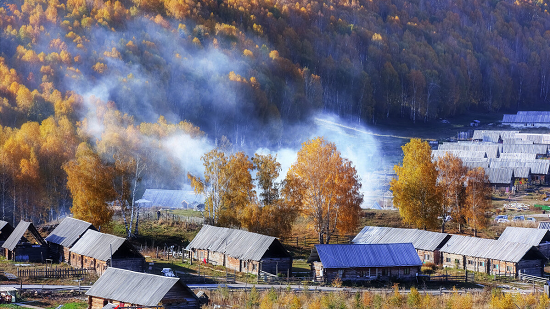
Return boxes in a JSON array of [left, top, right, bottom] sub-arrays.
[[337, 269, 344, 278], [424, 254, 430, 261], [506, 266, 513, 272], [446, 257, 451, 263], [468, 260, 474, 265], [382, 269, 387, 276], [493, 265, 498, 269], [455, 259, 460, 265], [479, 262, 485, 267], [404, 268, 410, 275]]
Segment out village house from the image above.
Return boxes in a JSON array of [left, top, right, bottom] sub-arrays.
[[498, 227, 550, 259], [69, 230, 144, 275], [484, 167, 514, 192], [86, 267, 199, 309], [440, 235, 546, 277], [186, 225, 292, 276], [45, 217, 95, 263], [2, 221, 48, 262], [0, 221, 14, 247], [352, 226, 451, 264], [309, 243, 422, 283], [502, 111, 550, 128]]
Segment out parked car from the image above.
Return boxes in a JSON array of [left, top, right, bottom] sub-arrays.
[[161, 268, 176, 277], [513, 215, 525, 222], [497, 218, 509, 223], [494, 215, 508, 222], [526, 217, 536, 222]]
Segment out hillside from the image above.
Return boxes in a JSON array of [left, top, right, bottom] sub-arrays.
[[1, 0, 550, 223]]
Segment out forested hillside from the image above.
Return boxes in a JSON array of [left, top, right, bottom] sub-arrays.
[[0, 0, 549, 223]]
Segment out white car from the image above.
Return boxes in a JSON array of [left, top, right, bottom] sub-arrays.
[[497, 218, 509, 223], [161, 268, 176, 277]]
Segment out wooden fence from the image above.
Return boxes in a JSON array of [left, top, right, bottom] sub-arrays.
[[424, 271, 475, 283], [17, 267, 93, 278]]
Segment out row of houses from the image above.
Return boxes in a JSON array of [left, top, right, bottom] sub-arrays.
[[0, 218, 145, 276], [344, 226, 550, 279], [433, 130, 550, 190]]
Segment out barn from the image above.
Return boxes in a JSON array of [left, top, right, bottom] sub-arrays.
[[2, 221, 48, 262], [309, 243, 422, 283], [498, 227, 550, 259], [86, 267, 199, 309], [352, 226, 451, 264], [440, 235, 546, 277], [186, 225, 292, 276], [69, 230, 144, 275], [45, 217, 95, 263]]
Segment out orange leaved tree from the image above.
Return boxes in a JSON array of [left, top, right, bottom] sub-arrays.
[[284, 137, 363, 244], [464, 167, 492, 237]]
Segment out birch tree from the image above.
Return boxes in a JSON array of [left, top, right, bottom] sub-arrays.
[[465, 167, 491, 237], [284, 137, 363, 244], [436, 153, 467, 233]]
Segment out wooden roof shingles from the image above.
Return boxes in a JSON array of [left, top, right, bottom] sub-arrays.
[[186, 225, 289, 261], [70, 230, 135, 261], [2, 221, 46, 251], [45, 217, 95, 248], [86, 268, 198, 306], [352, 226, 449, 252], [315, 243, 422, 268]]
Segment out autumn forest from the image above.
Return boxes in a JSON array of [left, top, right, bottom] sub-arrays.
[[0, 0, 549, 225]]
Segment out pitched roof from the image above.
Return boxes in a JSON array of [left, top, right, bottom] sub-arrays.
[[503, 111, 550, 124], [515, 133, 550, 144], [439, 235, 543, 262], [431, 150, 487, 160], [489, 158, 550, 174], [499, 153, 537, 160], [0, 221, 14, 241], [503, 138, 534, 145], [513, 167, 531, 178], [352, 226, 449, 251], [498, 227, 550, 246], [70, 230, 128, 261], [2, 221, 46, 251], [502, 144, 548, 155], [484, 167, 513, 184], [472, 130, 519, 142], [45, 217, 95, 247], [462, 159, 490, 169], [438, 143, 500, 158], [315, 243, 422, 268], [186, 225, 289, 261], [141, 189, 204, 209], [86, 268, 197, 306]]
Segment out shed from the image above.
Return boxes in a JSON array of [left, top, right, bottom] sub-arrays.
[[141, 189, 205, 209], [310, 243, 422, 282], [440, 235, 546, 277], [186, 225, 292, 275], [45, 217, 95, 263], [69, 230, 144, 275], [86, 267, 199, 309], [352, 226, 450, 264], [498, 227, 550, 259], [2, 221, 47, 262], [502, 111, 550, 128], [489, 159, 550, 184]]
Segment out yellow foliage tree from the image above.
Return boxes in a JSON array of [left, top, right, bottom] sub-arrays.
[[436, 152, 467, 232], [390, 138, 441, 230], [464, 167, 491, 237], [285, 137, 362, 243], [63, 142, 116, 228]]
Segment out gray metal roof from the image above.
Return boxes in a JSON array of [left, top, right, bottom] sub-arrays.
[[45, 217, 95, 248], [502, 144, 548, 155], [503, 111, 550, 124], [86, 268, 185, 306], [315, 243, 422, 268], [141, 189, 204, 209], [489, 159, 550, 175], [503, 138, 534, 145], [186, 225, 287, 261], [440, 235, 539, 263], [462, 159, 490, 169], [515, 133, 550, 144], [484, 168, 513, 184], [513, 167, 531, 178], [70, 230, 127, 261], [538, 221, 550, 230], [498, 227, 550, 246], [2, 221, 46, 251], [352, 226, 449, 251], [472, 130, 519, 143], [499, 153, 537, 160], [439, 143, 500, 158], [431, 150, 487, 160]]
